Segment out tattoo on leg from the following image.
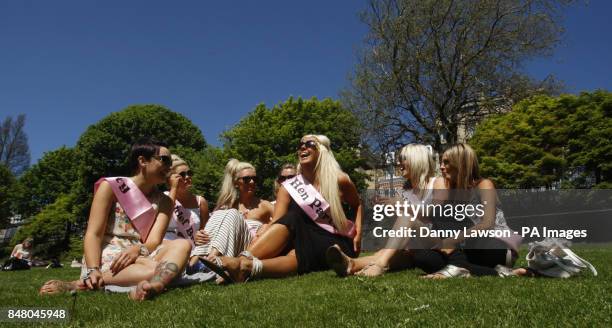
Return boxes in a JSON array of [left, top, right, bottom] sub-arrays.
[[150, 261, 179, 286]]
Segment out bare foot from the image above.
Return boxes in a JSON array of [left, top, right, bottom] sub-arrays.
[[325, 245, 354, 277], [219, 256, 251, 283], [39, 280, 86, 295], [128, 280, 164, 301], [355, 263, 388, 277]]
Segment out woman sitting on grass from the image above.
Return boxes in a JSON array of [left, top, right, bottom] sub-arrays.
[[164, 154, 210, 273], [2, 237, 34, 270], [193, 159, 274, 264], [204, 134, 362, 282], [326, 144, 439, 277], [416, 143, 520, 278], [39, 139, 191, 300]]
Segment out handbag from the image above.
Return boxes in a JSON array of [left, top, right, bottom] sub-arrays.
[[526, 238, 597, 278]]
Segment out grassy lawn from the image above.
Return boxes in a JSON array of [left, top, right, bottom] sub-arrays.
[[0, 245, 610, 327]]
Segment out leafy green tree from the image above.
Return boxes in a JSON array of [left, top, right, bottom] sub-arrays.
[[471, 91, 612, 188], [11, 147, 79, 220], [11, 194, 76, 259], [0, 164, 15, 228], [73, 104, 207, 225], [222, 97, 367, 199], [344, 0, 570, 153]]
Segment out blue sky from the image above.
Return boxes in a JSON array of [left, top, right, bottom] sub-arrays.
[[1, 1, 610, 164]]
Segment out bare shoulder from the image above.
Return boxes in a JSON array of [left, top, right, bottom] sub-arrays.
[[337, 172, 353, 188], [94, 180, 117, 202], [476, 178, 496, 190], [433, 176, 447, 189]]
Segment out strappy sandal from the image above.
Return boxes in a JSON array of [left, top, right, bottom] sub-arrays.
[[325, 245, 353, 277], [355, 262, 389, 277], [494, 264, 517, 277], [422, 265, 471, 279], [199, 257, 235, 284]]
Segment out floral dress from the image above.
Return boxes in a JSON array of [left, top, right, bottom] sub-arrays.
[[81, 193, 163, 277]]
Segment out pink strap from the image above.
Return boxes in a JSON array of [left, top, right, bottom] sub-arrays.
[[282, 175, 355, 238], [171, 198, 196, 248], [95, 177, 157, 243]]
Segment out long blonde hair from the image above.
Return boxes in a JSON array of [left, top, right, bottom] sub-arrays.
[[215, 159, 255, 210], [297, 135, 349, 231], [399, 144, 436, 198], [443, 143, 480, 189]]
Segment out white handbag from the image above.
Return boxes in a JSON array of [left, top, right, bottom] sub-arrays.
[[526, 238, 598, 278]]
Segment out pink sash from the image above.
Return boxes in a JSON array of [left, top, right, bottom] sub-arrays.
[[282, 175, 356, 238], [170, 197, 196, 248], [94, 177, 157, 243]]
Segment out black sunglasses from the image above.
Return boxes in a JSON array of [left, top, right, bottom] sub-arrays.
[[153, 155, 172, 167], [238, 176, 258, 183], [277, 174, 296, 182], [179, 170, 194, 178], [297, 140, 318, 151]]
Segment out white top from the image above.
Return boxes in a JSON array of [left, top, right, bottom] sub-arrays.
[[11, 244, 31, 261], [164, 194, 204, 241]]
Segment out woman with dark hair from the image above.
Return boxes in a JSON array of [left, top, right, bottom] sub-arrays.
[[40, 139, 192, 300]]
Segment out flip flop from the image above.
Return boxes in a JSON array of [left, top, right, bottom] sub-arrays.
[[199, 257, 234, 284], [422, 264, 471, 279]]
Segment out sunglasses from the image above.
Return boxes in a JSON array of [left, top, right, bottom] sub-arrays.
[[297, 140, 318, 151], [238, 176, 258, 183], [153, 155, 172, 167], [277, 174, 296, 182], [178, 170, 194, 178]]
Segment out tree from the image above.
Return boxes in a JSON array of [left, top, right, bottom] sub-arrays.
[[11, 146, 79, 220], [471, 91, 612, 188], [0, 164, 15, 228], [344, 0, 570, 153], [222, 97, 367, 199], [73, 104, 207, 225], [0, 114, 31, 174], [11, 194, 76, 259]]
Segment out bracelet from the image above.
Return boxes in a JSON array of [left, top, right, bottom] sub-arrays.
[[138, 245, 150, 256], [82, 267, 100, 281]]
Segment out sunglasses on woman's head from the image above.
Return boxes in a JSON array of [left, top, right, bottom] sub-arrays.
[[297, 140, 318, 150], [238, 176, 258, 183], [277, 174, 296, 182], [153, 155, 172, 167], [178, 170, 194, 178]]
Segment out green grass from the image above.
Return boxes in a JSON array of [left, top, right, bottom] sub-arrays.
[[1, 246, 610, 327]]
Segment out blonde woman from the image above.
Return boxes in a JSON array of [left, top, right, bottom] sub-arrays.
[[197, 159, 273, 260], [204, 135, 362, 282], [326, 144, 439, 277], [164, 155, 210, 271], [417, 143, 519, 278]]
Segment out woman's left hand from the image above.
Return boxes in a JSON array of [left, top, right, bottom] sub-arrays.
[[109, 245, 140, 274], [353, 233, 362, 255]]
